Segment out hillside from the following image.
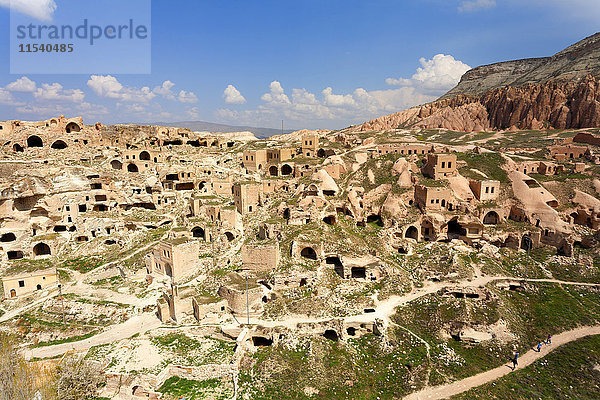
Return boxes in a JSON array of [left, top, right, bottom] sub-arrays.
[[354, 32, 600, 132]]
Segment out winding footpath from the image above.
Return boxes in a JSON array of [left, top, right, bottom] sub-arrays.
[[404, 325, 600, 400]]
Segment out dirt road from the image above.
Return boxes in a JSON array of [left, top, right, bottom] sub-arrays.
[[404, 325, 600, 400]]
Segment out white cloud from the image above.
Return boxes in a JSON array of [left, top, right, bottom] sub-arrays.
[[178, 90, 198, 104], [87, 75, 196, 104], [215, 54, 469, 128], [153, 80, 176, 100], [386, 54, 471, 93], [458, 0, 496, 12], [87, 75, 155, 103], [223, 84, 246, 104], [34, 83, 85, 102], [0, 88, 19, 105], [0, 0, 56, 22], [6, 76, 37, 92], [322, 87, 356, 107], [261, 81, 291, 106], [186, 107, 201, 119], [216, 78, 437, 128], [16, 103, 63, 114]]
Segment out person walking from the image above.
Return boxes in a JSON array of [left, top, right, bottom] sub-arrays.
[[546, 334, 552, 345], [536, 341, 543, 352], [510, 350, 520, 370], [511, 355, 518, 370]]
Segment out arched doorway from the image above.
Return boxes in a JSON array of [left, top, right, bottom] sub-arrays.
[[192, 227, 205, 240], [281, 164, 293, 175], [65, 122, 81, 133], [51, 140, 68, 149], [36, 284, 42, 290], [269, 165, 278, 176], [33, 242, 51, 257], [139, 151, 151, 160], [225, 232, 234, 242], [447, 219, 465, 239], [405, 226, 418, 240], [10, 289, 16, 298], [27, 135, 43, 147], [127, 163, 138, 172], [300, 246, 317, 260], [13, 143, 24, 152], [323, 215, 336, 225], [483, 211, 499, 225]]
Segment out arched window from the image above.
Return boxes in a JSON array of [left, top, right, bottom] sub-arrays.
[[27, 135, 43, 147], [300, 247, 317, 260], [33, 242, 51, 257], [51, 140, 68, 149]]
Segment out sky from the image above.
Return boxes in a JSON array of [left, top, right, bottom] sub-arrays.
[[0, 0, 599, 130]]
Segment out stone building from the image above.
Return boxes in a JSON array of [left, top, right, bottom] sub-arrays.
[[549, 144, 587, 160], [2, 268, 58, 299], [191, 296, 227, 322], [242, 150, 268, 172], [422, 153, 457, 179], [376, 143, 433, 156], [414, 184, 453, 210], [233, 182, 261, 214], [145, 239, 200, 283], [301, 134, 319, 157], [241, 243, 280, 271], [469, 180, 500, 201]]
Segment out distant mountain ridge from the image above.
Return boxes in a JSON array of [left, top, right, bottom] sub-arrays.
[[152, 120, 294, 139], [353, 32, 600, 132]]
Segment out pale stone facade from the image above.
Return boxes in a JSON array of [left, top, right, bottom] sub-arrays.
[[2, 268, 58, 299]]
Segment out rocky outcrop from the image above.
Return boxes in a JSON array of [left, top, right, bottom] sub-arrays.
[[354, 32, 600, 132], [356, 75, 600, 132]]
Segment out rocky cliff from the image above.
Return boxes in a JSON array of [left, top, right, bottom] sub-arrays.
[[354, 32, 600, 132]]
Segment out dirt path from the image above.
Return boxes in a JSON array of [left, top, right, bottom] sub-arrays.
[[251, 276, 600, 329], [404, 325, 600, 400], [25, 312, 161, 360]]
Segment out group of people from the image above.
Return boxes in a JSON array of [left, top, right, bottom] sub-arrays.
[[510, 334, 552, 370]]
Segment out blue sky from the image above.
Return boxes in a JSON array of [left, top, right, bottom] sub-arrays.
[[0, 0, 599, 130]]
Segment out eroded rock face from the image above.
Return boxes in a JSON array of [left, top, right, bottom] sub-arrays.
[[356, 76, 600, 132], [355, 32, 600, 132]]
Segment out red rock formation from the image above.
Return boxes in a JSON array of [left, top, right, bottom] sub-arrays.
[[355, 75, 600, 132]]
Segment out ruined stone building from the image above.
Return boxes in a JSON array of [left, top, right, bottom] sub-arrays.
[[422, 153, 457, 179], [233, 182, 262, 214], [145, 239, 200, 283]]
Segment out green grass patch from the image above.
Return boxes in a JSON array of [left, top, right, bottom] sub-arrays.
[[452, 334, 600, 399]]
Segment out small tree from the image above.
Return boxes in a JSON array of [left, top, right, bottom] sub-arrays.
[[55, 356, 105, 400], [0, 333, 55, 400]]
